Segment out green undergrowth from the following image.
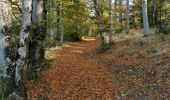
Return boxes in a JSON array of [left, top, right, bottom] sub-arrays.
[[98, 41, 112, 53]]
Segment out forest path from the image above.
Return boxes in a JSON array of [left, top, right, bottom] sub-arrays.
[[28, 37, 116, 99]]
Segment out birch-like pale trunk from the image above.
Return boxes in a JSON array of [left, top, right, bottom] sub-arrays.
[[15, 0, 32, 97], [0, 1, 15, 99], [0, 0, 12, 77], [126, 0, 130, 33], [109, 0, 113, 44], [142, 0, 150, 36]]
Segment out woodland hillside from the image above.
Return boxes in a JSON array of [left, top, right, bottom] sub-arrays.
[[0, 0, 170, 99]]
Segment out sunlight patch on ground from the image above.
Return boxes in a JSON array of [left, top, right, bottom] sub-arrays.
[[49, 46, 62, 51], [45, 51, 55, 60], [82, 37, 96, 41], [70, 50, 83, 54], [45, 37, 96, 60], [45, 46, 62, 60], [64, 44, 84, 49], [64, 45, 84, 49]]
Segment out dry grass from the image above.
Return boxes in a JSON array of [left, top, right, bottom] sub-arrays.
[[97, 34, 170, 99]]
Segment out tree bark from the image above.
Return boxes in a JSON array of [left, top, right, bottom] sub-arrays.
[[60, 1, 64, 46], [49, 0, 55, 47], [16, 0, 32, 97], [119, 0, 123, 23], [29, 0, 46, 79], [93, 0, 104, 42], [126, 0, 130, 33], [114, 0, 117, 22], [0, 0, 16, 99], [153, 0, 157, 25], [0, 0, 12, 76], [109, 0, 113, 44], [56, 2, 60, 41], [142, 0, 150, 36]]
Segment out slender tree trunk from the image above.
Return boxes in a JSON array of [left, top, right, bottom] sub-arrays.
[[159, 0, 163, 22], [109, 0, 113, 44], [93, 0, 104, 42], [16, 0, 32, 97], [163, 0, 166, 19], [134, 12, 138, 29], [56, 2, 60, 41], [76, 0, 80, 31], [60, 1, 64, 46], [119, 0, 122, 22], [98, 23, 104, 42], [126, 0, 130, 33], [142, 0, 150, 36], [153, 0, 157, 25], [49, 1, 55, 47], [60, 20, 64, 46], [50, 28, 55, 46], [114, 0, 117, 21]]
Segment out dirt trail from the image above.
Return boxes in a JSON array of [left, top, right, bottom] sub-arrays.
[[27, 37, 116, 100]]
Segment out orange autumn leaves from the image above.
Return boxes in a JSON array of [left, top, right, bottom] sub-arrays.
[[27, 38, 116, 99]]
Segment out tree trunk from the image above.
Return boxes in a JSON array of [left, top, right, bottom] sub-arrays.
[[142, 0, 150, 36], [49, 0, 55, 47], [60, 1, 64, 46], [0, 0, 12, 76], [16, 0, 32, 97], [114, 0, 117, 21], [29, 0, 46, 79], [119, 0, 122, 22], [56, 2, 60, 41], [50, 28, 55, 46], [0, 0, 17, 99], [153, 0, 157, 25], [93, 0, 105, 42], [109, 0, 113, 44], [60, 21, 64, 46], [32, 0, 42, 22], [76, 0, 80, 31], [159, 0, 162, 22], [126, 0, 130, 33]]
